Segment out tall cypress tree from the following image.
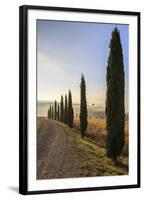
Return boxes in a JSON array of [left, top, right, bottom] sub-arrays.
[[60, 96, 64, 122], [80, 74, 88, 138], [64, 94, 68, 124], [49, 105, 51, 119], [51, 106, 54, 120], [54, 100, 57, 120], [57, 103, 60, 121], [106, 27, 125, 162], [47, 109, 49, 119], [67, 90, 74, 128]]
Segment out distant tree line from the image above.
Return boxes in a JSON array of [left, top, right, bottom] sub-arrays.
[[47, 75, 88, 138], [47, 90, 74, 129]]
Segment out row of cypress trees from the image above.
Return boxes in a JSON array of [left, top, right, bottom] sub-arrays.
[[47, 90, 74, 128], [48, 27, 125, 162], [47, 75, 88, 138]]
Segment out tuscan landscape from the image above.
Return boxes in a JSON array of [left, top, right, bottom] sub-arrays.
[[37, 20, 128, 179]]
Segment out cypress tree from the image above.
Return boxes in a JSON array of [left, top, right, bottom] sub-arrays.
[[49, 105, 51, 119], [64, 94, 68, 124], [60, 96, 64, 122], [57, 103, 60, 121], [106, 27, 125, 162], [54, 100, 57, 120], [67, 90, 74, 128], [80, 74, 88, 138], [47, 109, 49, 119], [51, 106, 54, 120]]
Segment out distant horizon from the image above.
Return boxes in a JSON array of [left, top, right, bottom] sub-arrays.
[[38, 99, 105, 107], [37, 100, 129, 114]]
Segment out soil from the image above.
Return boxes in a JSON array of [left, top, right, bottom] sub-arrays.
[[37, 118, 82, 179]]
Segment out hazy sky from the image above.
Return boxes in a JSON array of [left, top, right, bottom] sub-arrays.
[[37, 20, 128, 110]]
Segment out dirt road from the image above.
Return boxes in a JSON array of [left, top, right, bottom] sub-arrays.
[[37, 118, 128, 179], [37, 118, 81, 179]]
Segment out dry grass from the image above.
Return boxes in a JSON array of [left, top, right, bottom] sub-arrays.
[[37, 117, 128, 177], [37, 117, 45, 132], [74, 117, 128, 156], [63, 124, 128, 176]]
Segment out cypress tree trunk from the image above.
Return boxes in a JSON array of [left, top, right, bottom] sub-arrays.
[[80, 74, 88, 138], [60, 96, 64, 122], [106, 27, 125, 162], [67, 90, 74, 128], [54, 100, 57, 120], [64, 94, 68, 124]]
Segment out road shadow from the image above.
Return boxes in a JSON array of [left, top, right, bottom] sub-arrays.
[[8, 186, 19, 193]]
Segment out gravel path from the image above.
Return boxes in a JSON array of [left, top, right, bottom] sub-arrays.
[[37, 118, 81, 179]]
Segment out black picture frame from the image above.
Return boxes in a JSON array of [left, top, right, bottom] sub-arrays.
[[19, 5, 141, 195]]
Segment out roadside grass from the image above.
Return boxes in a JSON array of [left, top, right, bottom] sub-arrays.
[[37, 118, 41, 129], [37, 117, 128, 177], [60, 122, 128, 177], [37, 117, 45, 132], [74, 117, 128, 156]]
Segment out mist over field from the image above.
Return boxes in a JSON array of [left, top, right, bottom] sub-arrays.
[[37, 101, 128, 120]]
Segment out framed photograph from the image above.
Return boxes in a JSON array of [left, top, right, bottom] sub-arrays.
[[19, 5, 140, 195]]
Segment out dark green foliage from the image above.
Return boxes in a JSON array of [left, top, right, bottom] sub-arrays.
[[49, 105, 52, 119], [54, 100, 57, 120], [106, 27, 125, 161], [51, 106, 54, 120], [64, 94, 68, 124], [67, 90, 74, 128], [80, 74, 88, 138], [47, 109, 49, 119], [60, 96, 64, 122], [57, 103, 60, 121]]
